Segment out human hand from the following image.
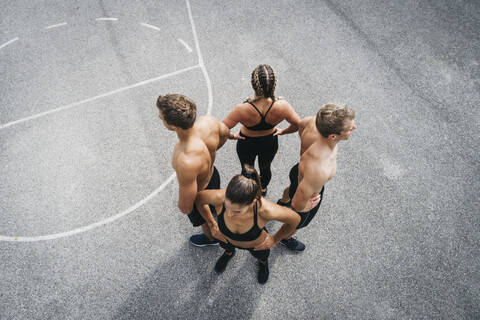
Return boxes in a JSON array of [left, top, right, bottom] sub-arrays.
[[273, 127, 284, 136], [210, 223, 227, 243], [230, 131, 244, 140], [304, 194, 321, 211], [254, 233, 275, 250]]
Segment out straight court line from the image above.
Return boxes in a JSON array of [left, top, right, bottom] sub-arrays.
[[186, 0, 213, 116], [0, 37, 20, 50], [1, 0, 212, 242], [0, 173, 177, 242], [0, 64, 201, 130], [45, 22, 68, 29]]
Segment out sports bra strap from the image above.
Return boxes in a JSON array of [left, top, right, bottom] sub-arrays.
[[263, 101, 275, 118], [246, 101, 263, 117]]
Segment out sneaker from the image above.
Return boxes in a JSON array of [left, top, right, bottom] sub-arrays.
[[276, 199, 291, 207], [257, 260, 269, 284], [189, 233, 219, 247], [214, 250, 236, 273], [280, 237, 305, 252]]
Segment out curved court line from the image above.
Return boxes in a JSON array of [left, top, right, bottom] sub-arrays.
[[45, 22, 68, 29], [1, 0, 214, 242], [178, 38, 192, 52], [0, 173, 177, 242], [0, 65, 200, 130], [140, 23, 161, 31], [186, 0, 212, 115], [0, 37, 19, 50]]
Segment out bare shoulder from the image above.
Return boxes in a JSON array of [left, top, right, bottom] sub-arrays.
[[196, 115, 222, 131], [174, 151, 203, 173], [299, 116, 315, 133]]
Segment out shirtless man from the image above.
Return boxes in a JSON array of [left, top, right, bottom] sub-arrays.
[[277, 103, 356, 251], [156, 94, 230, 246]]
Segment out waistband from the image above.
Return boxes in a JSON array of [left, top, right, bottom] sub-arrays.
[[239, 129, 277, 139]]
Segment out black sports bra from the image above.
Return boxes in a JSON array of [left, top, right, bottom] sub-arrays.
[[218, 202, 263, 242], [244, 101, 276, 131]]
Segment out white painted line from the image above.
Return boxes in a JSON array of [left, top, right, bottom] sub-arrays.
[[140, 23, 161, 31], [186, 0, 212, 115], [178, 38, 193, 52], [0, 64, 201, 130], [45, 22, 68, 30], [0, 37, 19, 50], [95, 18, 118, 21], [0, 1, 212, 242], [0, 173, 177, 242]]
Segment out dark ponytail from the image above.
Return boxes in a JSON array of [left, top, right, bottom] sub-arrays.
[[225, 164, 262, 206]]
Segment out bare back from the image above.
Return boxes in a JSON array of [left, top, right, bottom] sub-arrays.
[[298, 117, 321, 156], [223, 98, 299, 137], [172, 115, 227, 191]]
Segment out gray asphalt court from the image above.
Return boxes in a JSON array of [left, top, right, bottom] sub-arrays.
[[1, 0, 479, 319]]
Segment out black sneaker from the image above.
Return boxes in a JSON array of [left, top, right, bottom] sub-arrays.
[[276, 199, 291, 207], [280, 237, 305, 252], [262, 188, 268, 197], [257, 260, 269, 284], [214, 250, 236, 273], [189, 233, 219, 247]]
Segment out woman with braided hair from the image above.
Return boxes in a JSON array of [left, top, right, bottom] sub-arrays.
[[222, 64, 301, 195], [194, 164, 303, 284]]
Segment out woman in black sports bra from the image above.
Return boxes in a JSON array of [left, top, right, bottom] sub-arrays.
[[222, 64, 301, 195], [195, 164, 300, 284]]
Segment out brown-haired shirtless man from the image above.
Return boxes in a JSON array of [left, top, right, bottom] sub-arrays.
[[277, 103, 356, 251], [156, 94, 230, 246]]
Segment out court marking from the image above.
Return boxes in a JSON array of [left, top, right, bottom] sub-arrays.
[[140, 23, 161, 31], [0, 64, 200, 130], [0, 37, 19, 50], [0, 0, 211, 241], [45, 22, 68, 29], [95, 18, 118, 21], [178, 38, 193, 52]]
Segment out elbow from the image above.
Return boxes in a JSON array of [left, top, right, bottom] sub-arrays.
[[178, 203, 193, 214]]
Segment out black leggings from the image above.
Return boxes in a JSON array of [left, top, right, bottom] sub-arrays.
[[236, 131, 278, 189], [220, 241, 270, 261]]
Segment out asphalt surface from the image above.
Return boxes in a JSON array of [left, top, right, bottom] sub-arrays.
[[1, 0, 479, 319]]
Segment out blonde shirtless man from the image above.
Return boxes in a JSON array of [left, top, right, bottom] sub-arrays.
[[277, 103, 356, 251], [156, 94, 230, 246]]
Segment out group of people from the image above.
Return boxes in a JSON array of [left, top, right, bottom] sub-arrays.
[[156, 64, 356, 284]]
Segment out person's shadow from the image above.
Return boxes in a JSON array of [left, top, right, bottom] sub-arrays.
[[113, 239, 280, 319]]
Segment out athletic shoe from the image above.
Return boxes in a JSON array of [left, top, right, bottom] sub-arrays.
[[257, 260, 269, 284], [214, 250, 236, 273], [280, 237, 305, 252], [276, 199, 291, 207], [262, 188, 268, 197], [189, 233, 219, 247]]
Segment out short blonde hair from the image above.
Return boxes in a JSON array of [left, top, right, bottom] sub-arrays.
[[315, 103, 355, 138]]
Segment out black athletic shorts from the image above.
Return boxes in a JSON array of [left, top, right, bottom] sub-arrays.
[[187, 166, 220, 227], [288, 163, 325, 229]]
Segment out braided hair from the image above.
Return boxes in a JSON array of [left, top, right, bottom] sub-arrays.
[[250, 64, 277, 101]]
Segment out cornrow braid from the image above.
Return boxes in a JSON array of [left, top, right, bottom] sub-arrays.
[[251, 64, 277, 101], [251, 66, 264, 98]]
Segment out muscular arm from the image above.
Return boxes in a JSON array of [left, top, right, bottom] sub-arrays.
[[217, 121, 231, 149], [254, 203, 301, 250], [221, 105, 243, 129], [175, 157, 200, 214], [274, 102, 301, 136], [195, 189, 227, 242]]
